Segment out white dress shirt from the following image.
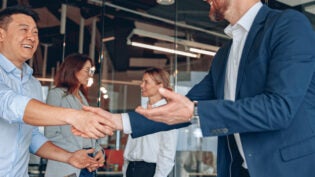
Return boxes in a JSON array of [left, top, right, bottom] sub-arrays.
[[223, 2, 263, 168], [123, 99, 178, 177]]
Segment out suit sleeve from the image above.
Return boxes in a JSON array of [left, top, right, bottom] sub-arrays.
[[193, 10, 315, 137], [128, 111, 189, 138]]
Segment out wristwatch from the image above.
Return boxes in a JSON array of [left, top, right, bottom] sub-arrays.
[[190, 101, 199, 125]]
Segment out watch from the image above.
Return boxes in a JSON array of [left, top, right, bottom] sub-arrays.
[[190, 101, 200, 125]]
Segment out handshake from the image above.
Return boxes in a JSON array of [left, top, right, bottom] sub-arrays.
[[70, 88, 195, 139]]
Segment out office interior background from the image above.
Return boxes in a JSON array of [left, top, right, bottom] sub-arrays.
[[2, 0, 314, 176]]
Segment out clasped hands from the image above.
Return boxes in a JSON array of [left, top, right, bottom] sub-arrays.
[[72, 88, 194, 138]]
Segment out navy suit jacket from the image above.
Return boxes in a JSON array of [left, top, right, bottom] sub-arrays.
[[128, 5, 315, 177]]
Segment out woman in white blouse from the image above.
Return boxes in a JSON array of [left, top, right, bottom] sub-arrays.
[[123, 67, 178, 177]]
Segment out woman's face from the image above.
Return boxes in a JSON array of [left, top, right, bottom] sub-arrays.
[[75, 60, 93, 86], [140, 73, 162, 97]]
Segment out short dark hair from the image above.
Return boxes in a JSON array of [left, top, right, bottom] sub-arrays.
[[0, 6, 39, 29]]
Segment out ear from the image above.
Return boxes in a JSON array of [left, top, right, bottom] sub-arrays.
[[0, 28, 6, 41]]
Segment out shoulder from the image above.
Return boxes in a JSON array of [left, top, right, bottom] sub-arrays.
[[48, 87, 67, 95], [47, 87, 68, 101]]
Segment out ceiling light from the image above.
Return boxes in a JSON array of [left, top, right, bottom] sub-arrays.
[[128, 29, 220, 52], [276, 0, 314, 6], [87, 77, 94, 87], [189, 48, 216, 56], [156, 0, 175, 5], [130, 41, 199, 58]]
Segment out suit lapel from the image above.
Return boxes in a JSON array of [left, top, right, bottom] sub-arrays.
[[235, 5, 270, 99], [216, 41, 232, 99]]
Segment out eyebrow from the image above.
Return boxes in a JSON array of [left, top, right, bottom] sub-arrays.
[[18, 24, 38, 30]]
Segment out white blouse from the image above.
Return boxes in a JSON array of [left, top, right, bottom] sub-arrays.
[[123, 99, 178, 177]]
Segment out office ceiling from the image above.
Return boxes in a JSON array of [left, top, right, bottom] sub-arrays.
[[3, 0, 315, 72]]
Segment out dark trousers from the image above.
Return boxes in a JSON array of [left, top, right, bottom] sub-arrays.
[[126, 161, 156, 177], [239, 167, 250, 177], [79, 152, 95, 177]]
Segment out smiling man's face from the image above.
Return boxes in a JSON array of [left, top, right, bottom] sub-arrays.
[[0, 13, 39, 68]]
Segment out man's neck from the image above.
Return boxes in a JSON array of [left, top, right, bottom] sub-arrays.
[[227, 0, 260, 25]]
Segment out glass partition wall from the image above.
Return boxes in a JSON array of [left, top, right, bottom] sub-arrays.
[[18, 0, 315, 176], [93, 1, 222, 176]]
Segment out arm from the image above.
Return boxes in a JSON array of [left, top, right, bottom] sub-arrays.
[[35, 141, 102, 169], [24, 99, 114, 138], [73, 106, 189, 138], [137, 10, 315, 137], [0, 78, 114, 138]]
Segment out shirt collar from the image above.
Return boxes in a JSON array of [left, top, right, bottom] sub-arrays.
[[224, 2, 263, 38], [0, 53, 34, 78], [147, 98, 167, 108]]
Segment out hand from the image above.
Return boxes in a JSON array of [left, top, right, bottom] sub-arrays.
[[70, 108, 117, 138], [87, 150, 105, 172], [67, 149, 98, 169], [72, 107, 123, 137], [136, 88, 194, 124]]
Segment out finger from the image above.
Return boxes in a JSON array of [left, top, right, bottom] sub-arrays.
[[85, 148, 95, 154], [135, 106, 165, 121], [158, 87, 177, 101], [86, 106, 111, 118], [82, 105, 96, 112], [90, 124, 114, 138]]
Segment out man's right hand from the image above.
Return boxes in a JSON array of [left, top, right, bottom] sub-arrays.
[[71, 106, 123, 138]]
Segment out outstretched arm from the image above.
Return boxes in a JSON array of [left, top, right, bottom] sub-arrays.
[[24, 99, 116, 138]]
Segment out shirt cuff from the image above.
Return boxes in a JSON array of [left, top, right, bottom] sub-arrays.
[[11, 95, 32, 123], [121, 113, 132, 134], [30, 127, 48, 154]]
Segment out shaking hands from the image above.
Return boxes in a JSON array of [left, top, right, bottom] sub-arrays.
[[72, 88, 194, 138]]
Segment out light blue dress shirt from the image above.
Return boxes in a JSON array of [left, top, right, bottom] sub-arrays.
[[0, 54, 48, 177]]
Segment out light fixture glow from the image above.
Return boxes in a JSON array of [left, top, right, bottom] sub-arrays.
[[87, 77, 94, 87], [100, 86, 108, 94], [130, 41, 199, 58], [157, 0, 175, 5], [189, 48, 216, 56], [103, 94, 109, 99]]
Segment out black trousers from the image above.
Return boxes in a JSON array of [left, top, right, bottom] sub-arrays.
[[239, 167, 250, 177], [126, 161, 156, 177]]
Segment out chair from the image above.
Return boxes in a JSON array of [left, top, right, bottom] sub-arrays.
[[105, 149, 124, 171]]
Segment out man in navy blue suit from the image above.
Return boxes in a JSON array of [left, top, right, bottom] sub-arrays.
[[79, 0, 315, 176]]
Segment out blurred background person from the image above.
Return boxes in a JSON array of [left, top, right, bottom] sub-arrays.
[[123, 67, 178, 177], [44, 53, 104, 177]]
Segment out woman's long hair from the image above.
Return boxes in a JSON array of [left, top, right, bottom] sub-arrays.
[[54, 53, 93, 99]]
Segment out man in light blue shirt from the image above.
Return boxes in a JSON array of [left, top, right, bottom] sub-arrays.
[[0, 6, 113, 176]]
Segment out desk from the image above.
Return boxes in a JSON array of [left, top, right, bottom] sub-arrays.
[[96, 171, 123, 177], [188, 172, 217, 177]]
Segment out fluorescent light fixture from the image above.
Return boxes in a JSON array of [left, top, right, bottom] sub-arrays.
[[157, 0, 175, 5], [102, 36, 115, 42], [189, 48, 216, 56], [36, 78, 54, 82], [131, 29, 220, 52], [305, 4, 315, 15], [276, 0, 314, 7], [130, 41, 200, 58]]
